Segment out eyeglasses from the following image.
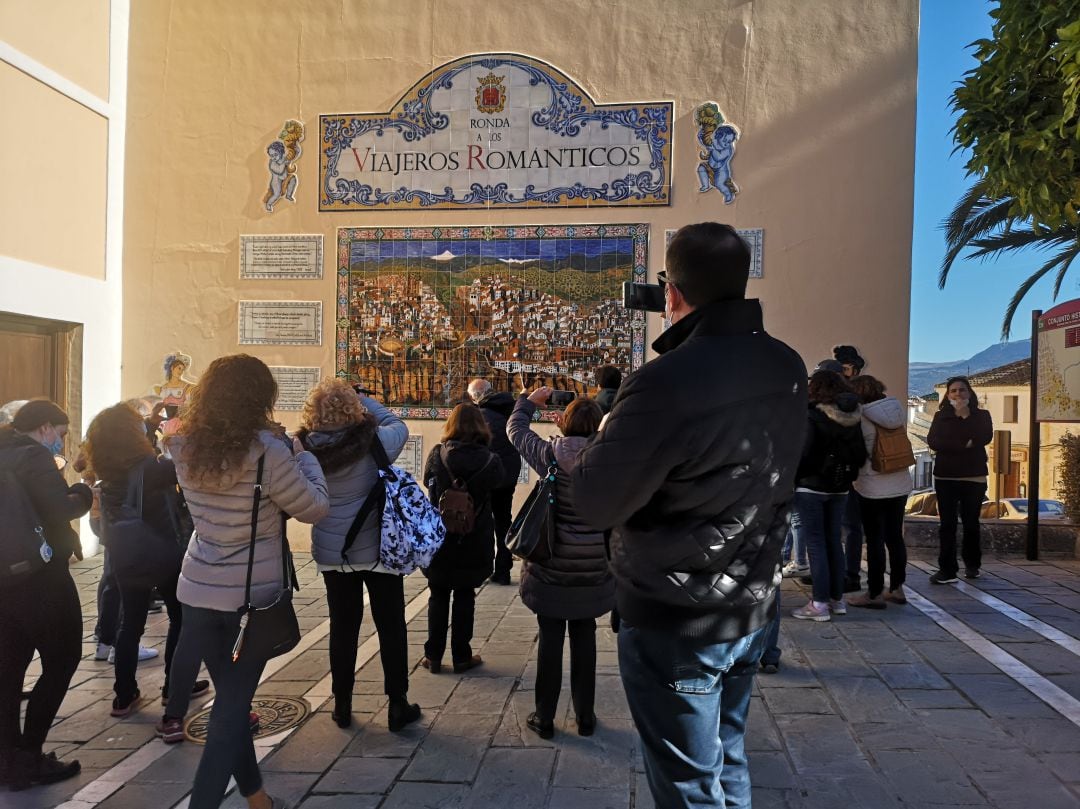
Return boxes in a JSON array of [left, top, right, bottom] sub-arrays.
[[657, 271, 668, 285]]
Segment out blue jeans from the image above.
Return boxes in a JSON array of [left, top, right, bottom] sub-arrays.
[[843, 486, 864, 581], [792, 491, 847, 603], [781, 528, 807, 567], [619, 621, 768, 808]]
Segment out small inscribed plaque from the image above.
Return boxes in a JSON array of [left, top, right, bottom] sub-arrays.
[[268, 366, 321, 411], [665, 228, 763, 279], [240, 234, 323, 279], [396, 435, 424, 479], [239, 301, 323, 346]]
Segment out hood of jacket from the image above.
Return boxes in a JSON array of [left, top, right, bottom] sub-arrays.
[[862, 396, 905, 430], [551, 435, 589, 472], [477, 390, 516, 417], [0, 424, 30, 452], [815, 398, 862, 428], [297, 419, 376, 474]]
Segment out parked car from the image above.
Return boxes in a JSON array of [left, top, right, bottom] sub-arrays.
[[979, 499, 1069, 521]]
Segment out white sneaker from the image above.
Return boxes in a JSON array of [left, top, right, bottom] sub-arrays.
[[106, 645, 159, 663], [829, 599, 848, 616], [94, 642, 111, 661], [781, 562, 810, 578]]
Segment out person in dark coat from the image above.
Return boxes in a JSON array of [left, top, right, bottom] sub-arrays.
[[593, 365, 622, 415], [507, 389, 614, 739], [84, 403, 193, 719], [0, 399, 93, 790], [468, 378, 522, 585], [927, 376, 993, 583], [790, 371, 867, 622], [570, 224, 808, 808], [421, 403, 504, 674]]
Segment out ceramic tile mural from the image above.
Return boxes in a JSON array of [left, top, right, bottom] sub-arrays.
[[336, 224, 648, 420], [665, 227, 763, 279], [320, 54, 673, 211]]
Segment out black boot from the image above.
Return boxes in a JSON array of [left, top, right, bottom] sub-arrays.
[[331, 695, 352, 729], [387, 696, 421, 732], [10, 750, 81, 791]]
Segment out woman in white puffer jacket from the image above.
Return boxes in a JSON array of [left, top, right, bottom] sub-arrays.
[[848, 376, 913, 608]]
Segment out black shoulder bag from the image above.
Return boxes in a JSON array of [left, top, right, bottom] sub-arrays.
[[503, 458, 558, 562], [231, 455, 301, 663], [104, 458, 184, 588]]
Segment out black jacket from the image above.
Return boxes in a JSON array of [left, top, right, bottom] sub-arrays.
[[928, 406, 993, 477], [476, 391, 522, 488], [98, 456, 184, 551], [571, 299, 808, 641], [796, 397, 867, 493], [0, 425, 93, 561], [507, 398, 614, 620], [422, 440, 505, 588]]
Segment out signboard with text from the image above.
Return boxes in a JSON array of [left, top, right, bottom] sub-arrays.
[[320, 53, 673, 211], [1036, 298, 1080, 421]]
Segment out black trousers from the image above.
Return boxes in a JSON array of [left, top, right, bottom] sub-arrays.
[[535, 615, 597, 723], [934, 479, 985, 577], [184, 605, 268, 808], [95, 549, 121, 645], [0, 561, 82, 756], [322, 570, 409, 699], [856, 494, 908, 597], [114, 573, 182, 703], [425, 584, 475, 664], [491, 486, 516, 578]]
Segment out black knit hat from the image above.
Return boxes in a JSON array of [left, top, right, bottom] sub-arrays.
[[832, 345, 865, 371], [12, 399, 69, 433]]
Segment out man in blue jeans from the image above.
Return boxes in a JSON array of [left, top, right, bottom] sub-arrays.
[[572, 223, 807, 808]]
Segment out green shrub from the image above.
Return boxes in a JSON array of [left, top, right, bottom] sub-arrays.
[[1056, 433, 1080, 523]]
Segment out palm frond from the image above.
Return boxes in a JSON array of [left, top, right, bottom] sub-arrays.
[[966, 227, 1076, 259], [1001, 246, 1080, 338], [939, 182, 1019, 288]]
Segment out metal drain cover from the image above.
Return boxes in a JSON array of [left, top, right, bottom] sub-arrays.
[[183, 696, 310, 744]]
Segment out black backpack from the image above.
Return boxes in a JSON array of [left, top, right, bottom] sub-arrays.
[[0, 460, 52, 583], [435, 446, 493, 536], [819, 430, 863, 490]]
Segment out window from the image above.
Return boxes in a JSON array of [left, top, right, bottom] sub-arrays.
[[1003, 395, 1019, 424]]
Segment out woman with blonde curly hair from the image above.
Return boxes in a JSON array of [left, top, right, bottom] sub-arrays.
[[166, 354, 328, 809], [296, 379, 420, 731]]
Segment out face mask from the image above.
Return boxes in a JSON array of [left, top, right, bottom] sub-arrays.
[[950, 396, 968, 409], [41, 425, 64, 456]]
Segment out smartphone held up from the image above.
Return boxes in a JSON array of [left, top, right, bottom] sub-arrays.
[[621, 280, 665, 313]]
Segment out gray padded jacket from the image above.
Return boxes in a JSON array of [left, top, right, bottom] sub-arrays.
[[170, 430, 329, 612]]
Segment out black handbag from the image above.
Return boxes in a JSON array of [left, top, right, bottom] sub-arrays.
[[503, 459, 558, 562], [231, 455, 301, 664], [102, 459, 184, 588]]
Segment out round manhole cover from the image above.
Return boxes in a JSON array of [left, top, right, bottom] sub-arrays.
[[183, 696, 310, 744]]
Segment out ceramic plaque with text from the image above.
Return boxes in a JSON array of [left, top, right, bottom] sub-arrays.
[[320, 54, 673, 211]]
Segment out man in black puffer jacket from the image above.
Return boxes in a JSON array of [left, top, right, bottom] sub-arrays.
[[468, 379, 522, 585], [571, 223, 807, 809]]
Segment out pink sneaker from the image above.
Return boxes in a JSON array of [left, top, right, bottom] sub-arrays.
[[791, 600, 831, 622]]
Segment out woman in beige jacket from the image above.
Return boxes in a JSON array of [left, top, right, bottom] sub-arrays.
[[167, 355, 328, 809]]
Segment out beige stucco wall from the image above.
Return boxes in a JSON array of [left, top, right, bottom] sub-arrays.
[[0, 0, 111, 100], [0, 62, 108, 280], [122, 0, 918, 497]]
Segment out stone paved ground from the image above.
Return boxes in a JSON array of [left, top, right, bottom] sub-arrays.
[[6, 551, 1080, 809]]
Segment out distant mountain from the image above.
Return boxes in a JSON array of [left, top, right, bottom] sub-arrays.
[[909, 339, 1031, 396]]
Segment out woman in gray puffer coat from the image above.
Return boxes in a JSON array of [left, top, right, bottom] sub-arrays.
[[296, 379, 420, 733], [507, 387, 613, 740]]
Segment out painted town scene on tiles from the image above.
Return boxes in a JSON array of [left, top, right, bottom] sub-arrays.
[[336, 224, 647, 418]]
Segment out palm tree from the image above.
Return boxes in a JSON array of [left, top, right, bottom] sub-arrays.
[[939, 177, 1080, 338]]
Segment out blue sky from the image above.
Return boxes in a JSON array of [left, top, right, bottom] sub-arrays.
[[910, 0, 1067, 361]]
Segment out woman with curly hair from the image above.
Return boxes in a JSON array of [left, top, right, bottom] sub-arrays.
[[296, 380, 420, 732], [421, 403, 504, 674], [166, 354, 328, 809], [83, 403, 201, 719]]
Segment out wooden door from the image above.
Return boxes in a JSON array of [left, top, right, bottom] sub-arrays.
[[0, 328, 57, 403]]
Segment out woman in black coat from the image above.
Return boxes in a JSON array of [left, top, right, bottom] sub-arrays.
[[84, 403, 195, 718], [421, 403, 504, 674], [507, 388, 613, 739], [927, 376, 993, 583]]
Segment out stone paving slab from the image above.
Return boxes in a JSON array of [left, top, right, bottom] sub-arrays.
[[9, 554, 1080, 808]]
